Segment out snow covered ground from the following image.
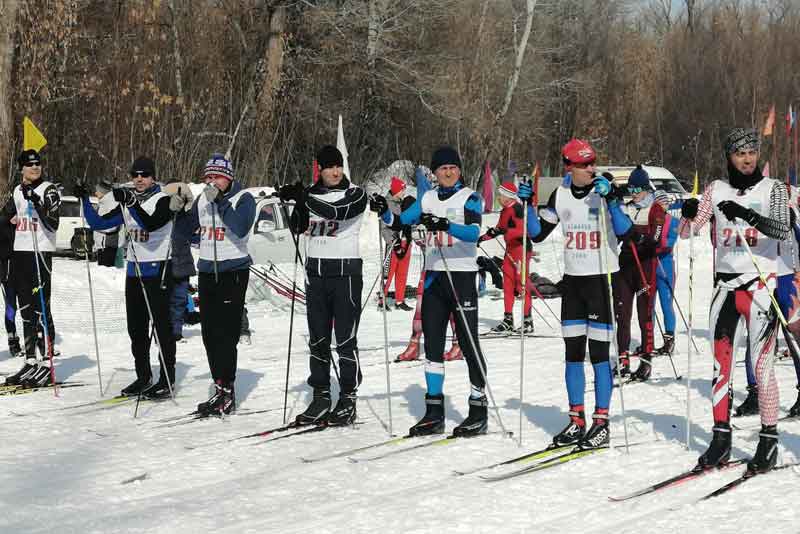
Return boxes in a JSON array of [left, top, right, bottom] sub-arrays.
[[2, 215, 800, 534]]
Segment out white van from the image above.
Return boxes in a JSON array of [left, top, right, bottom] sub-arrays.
[[57, 195, 98, 257], [597, 165, 688, 217]]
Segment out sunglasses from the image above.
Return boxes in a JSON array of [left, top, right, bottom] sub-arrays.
[[22, 162, 41, 168], [131, 173, 152, 178], [627, 186, 646, 194]]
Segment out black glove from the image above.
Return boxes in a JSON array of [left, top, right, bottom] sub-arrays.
[[681, 198, 699, 219], [370, 194, 389, 215], [278, 181, 305, 204], [393, 239, 408, 259], [420, 213, 450, 232], [112, 187, 136, 207], [73, 181, 91, 199], [717, 200, 758, 224], [21, 185, 40, 205], [486, 226, 503, 239]]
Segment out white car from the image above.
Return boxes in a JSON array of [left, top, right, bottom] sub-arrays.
[[57, 195, 98, 257], [598, 165, 688, 217]]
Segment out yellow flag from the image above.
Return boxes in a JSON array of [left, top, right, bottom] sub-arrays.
[[23, 117, 47, 152], [691, 170, 699, 197]]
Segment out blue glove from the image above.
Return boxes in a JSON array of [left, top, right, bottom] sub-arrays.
[[517, 180, 534, 204], [592, 176, 612, 197]]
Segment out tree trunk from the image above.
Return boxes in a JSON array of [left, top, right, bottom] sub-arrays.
[[0, 0, 19, 196], [496, 0, 537, 121], [256, 6, 286, 128]]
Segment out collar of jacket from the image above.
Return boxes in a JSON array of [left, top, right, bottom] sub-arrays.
[[134, 183, 162, 204], [222, 180, 242, 199], [309, 177, 351, 195]]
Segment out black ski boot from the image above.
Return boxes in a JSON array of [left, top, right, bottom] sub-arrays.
[[4, 360, 38, 386], [490, 313, 514, 334], [788, 385, 800, 418], [696, 423, 732, 470], [409, 393, 445, 436], [21, 364, 52, 388], [518, 315, 534, 335], [577, 414, 610, 450], [630, 355, 652, 382], [552, 409, 586, 447], [654, 333, 675, 355], [747, 425, 778, 475], [121, 376, 152, 397], [614, 352, 631, 378], [295, 388, 331, 426], [395, 302, 414, 311], [734, 385, 759, 417], [7, 334, 23, 358], [328, 392, 357, 426], [204, 381, 235, 416], [453, 395, 488, 437], [142, 375, 174, 400]]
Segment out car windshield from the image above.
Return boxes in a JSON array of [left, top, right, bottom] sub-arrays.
[[60, 201, 82, 217], [651, 179, 686, 194]]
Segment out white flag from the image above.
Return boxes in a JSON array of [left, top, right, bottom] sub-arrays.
[[336, 114, 351, 180]]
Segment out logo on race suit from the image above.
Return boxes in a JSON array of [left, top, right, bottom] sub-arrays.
[[588, 314, 599, 320]]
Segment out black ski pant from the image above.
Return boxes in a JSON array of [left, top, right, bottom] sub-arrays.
[[199, 269, 249, 384], [125, 273, 175, 383], [305, 273, 363, 394], [12, 251, 54, 360], [613, 261, 655, 354], [422, 271, 486, 390]]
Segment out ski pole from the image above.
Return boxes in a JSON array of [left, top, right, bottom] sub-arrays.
[[211, 203, 219, 284], [686, 221, 694, 449], [282, 224, 302, 425], [27, 200, 57, 396], [598, 198, 630, 454], [79, 201, 103, 396], [378, 220, 394, 437], [518, 196, 529, 446], [654, 256, 701, 353], [429, 229, 511, 438]]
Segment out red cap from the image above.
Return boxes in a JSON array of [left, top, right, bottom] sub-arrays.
[[498, 182, 517, 199], [561, 139, 596, 165], [389, 176, 406, 196]]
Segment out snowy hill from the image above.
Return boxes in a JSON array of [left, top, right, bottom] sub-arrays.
[[2, 215, 800, 533]]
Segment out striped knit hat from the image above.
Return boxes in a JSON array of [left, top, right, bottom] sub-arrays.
[[498, 181, 517, 199], [203, 153, 234, 181]]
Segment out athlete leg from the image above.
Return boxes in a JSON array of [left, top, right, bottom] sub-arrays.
[[743, 286, 780, 427], [561, 275, 588, 409], [447, 271, 486, 392], [586, 275, 614, 415], [613, 266, 635, 354], [501, 253, 516, 315], [656, 255, 677, 334], [421, 273, 449, 395], [305, 275, 334, 390], [395, 242, 412, 304], [332, 274, 363, 393], [709, 287, 740, 426]]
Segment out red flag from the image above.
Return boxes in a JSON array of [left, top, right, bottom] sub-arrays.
[[786, 104, 794, 137], [312, 159, 319, 183], [482, 160, 494, 213], [763, 104, 775, 137]]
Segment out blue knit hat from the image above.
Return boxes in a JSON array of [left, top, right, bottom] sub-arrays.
[[627, 165, 650, 190], [203, 153, 234, 181]]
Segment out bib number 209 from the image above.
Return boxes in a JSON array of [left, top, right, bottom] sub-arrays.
[[565, 230, 600, 250]]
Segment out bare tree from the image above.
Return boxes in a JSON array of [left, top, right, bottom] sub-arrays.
[[0, 0, 18, 195]]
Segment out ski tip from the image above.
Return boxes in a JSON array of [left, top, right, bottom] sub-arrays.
[[120, 472, 148, 485]]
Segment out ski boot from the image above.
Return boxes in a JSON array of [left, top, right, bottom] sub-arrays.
[[788, 385, 800, 418], [630, 355, 652, 382], [577, 412, 610, 450], [734, 385, 759, 417], [614, 352, 631, 378], [121, 376, 152, 397], [519, 315, 534, 335], [21, 364, 53, 388], [4, 360, 38, 386], [654, 333, 675, 356], [377, 297, 391, 311], [490, 313, 514, 334], [395, 334, 421, 362], [552, 407, 586, 447], [395, 302, 413, 311], [695, 423, 732, 470], [142, 375, 174, 400], [408, 393, 445, 436], [7, 334, 23, 358], [443, 342, 463, 361], [198, 380, 235, 416], [746, 426, 778, 475], [328, 392, 357, 426], [452, 395, 488, 437], [294, 388, 331, 426]]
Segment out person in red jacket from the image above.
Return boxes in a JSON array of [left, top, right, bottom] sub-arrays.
[[480, 182, 533, 334], [382, 177, 416, 310]]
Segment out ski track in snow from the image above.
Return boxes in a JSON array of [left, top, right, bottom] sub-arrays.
[[2, 216, 800, 533]]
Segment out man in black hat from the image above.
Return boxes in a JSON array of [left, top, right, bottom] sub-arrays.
[[3, 149, 61, 387], [278, 145, 368, 427]]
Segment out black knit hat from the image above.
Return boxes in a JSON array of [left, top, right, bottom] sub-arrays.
[[130, 156, 156, 177], [724, 128, 760, 155], [430, 146, 461, 172], [17, 149, 41, 168], [316, 145, 344, 170]]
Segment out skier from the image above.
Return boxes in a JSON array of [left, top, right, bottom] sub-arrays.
[[175, 154, 256, 415], [480, 181, 534, 334], [381, 177, 416, 311], [530, 139, 633, 449], [3, 149, 61, 387], [614, 165, 675, 381], [278, 145, 367, 426], [75, 157, 177, 398], [652, 188, 681, 357], [680, 128, 788, 474], [0, 200, 21, 358], [371, 146, 533, 436]]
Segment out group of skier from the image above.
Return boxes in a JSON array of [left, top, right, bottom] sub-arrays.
[[3, 125, 799, 478]]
